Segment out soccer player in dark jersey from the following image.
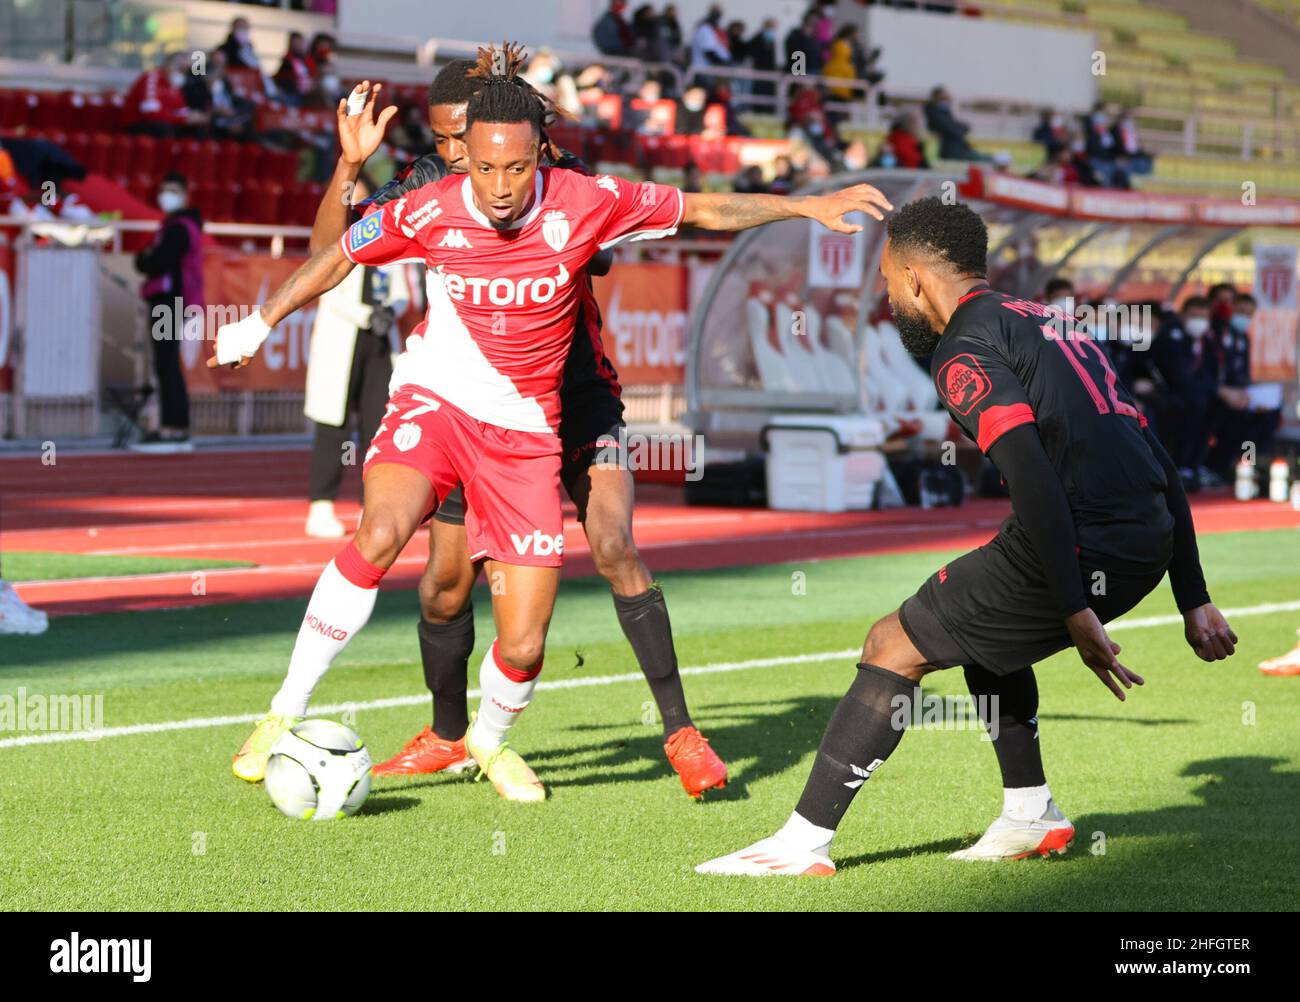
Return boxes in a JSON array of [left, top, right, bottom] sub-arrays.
[[225, 52, 892, 800], [316, 62, 727, 797], [698, 196, 1240, 875]]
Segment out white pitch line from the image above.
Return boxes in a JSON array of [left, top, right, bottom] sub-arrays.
[[3, 596, 1297, 751], [0, 649, 856, 749]]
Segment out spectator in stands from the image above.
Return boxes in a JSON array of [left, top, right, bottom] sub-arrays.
[[1029, 142, 1079, 186], [810, 0, 836, 65], [873, 112, 928, 169], [725, 20, 752, 98], [787, 83, 841, 169], [1204, 292, 1283, 479], [661, 5, 685, 63], [304, 59, 344, 109], [1081, 102, 1130, 188], [182, 49, 254, 140], [1111, 107, 1152, 176], [122, 53, 210, 137], [274, 32, 315, 107], [1064, 126, 1101, 186], [625, 78, 667, 135], [924, 86, 991, 162], [733, 164, 768, 194], [784, 12, 824, 76], [823, 25, 861, 101], [218, 16, 260, 71], [1149, 295, 1221, 488], [1032, 107, 1066, 156], [593, 0, 636, 58], [675, 83, 711, 135], [307, 32, 337, 74], [631, 5, 666, 61], [748, 18, 780, 102], [768, 154, 801, 195], [1044, 276, 1076, 313], [133, 172, 202, 451], [690, 5, 732, 75]]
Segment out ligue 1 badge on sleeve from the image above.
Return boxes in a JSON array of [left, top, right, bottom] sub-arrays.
[[350, 213, 384, 252]]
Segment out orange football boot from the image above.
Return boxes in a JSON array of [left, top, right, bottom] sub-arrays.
[[372, 726, 477, 776], [664, 725, 727, 798]]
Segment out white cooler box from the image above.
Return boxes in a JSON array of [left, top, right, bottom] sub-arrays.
[[762, 415, 888, 512]]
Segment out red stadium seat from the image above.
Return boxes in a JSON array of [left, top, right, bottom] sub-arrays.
[[80, 133, 112, 175], [240, 180, 282, 224]]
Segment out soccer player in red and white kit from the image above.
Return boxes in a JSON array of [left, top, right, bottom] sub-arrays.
[[211, 45, 892, 801], [300, 62, 731, 797]]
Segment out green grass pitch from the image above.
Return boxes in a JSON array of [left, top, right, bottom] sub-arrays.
[[1, 530, 1297, 911], [2, 551, 253, 582]]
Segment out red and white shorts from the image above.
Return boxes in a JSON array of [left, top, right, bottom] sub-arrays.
[[363, 386, 565, 567]]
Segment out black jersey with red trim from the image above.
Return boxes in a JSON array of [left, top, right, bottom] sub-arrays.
[[932, 288, 1174, 569]]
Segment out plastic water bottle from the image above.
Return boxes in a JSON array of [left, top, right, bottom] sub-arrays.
[[1235, 459, 1256, 501], [1269, 459, 1291, 503]]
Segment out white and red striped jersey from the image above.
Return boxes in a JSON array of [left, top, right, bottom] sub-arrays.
[[341, 167, 683, 434]]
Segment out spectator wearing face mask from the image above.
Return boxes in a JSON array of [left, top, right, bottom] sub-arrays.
[[784, 12, 824, 77], [1150, 295, 1222, 488], [690, 5, 731, 79], [1206, 281, 1238, 327], [133, 172, 203, 452], [676, 83, 711, 135], [1032, 107, 1067, 156], [219, 17, 259, 71], [1204, 292, 1282, 479], [123, 53, 211, 137], [871, 112, 928, 169], [1111, 107, 1152, 176]]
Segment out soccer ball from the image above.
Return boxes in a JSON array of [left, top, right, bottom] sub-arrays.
[[264, 719, 372, 821]]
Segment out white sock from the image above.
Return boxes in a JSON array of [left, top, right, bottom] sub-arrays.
[[470, 641, 541, 749], [775, 811, 836, 857], [270, 559, 379, 717], [1003, 783, 1053, 821]]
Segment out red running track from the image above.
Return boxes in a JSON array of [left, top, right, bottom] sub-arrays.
[[2, 448, 1296, 616]]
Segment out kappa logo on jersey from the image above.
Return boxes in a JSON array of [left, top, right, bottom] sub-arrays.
[[349, 213, 384, 252], [393, 421, 422, 452], [937, 354, 993, 415], [510, 529, 565, 557], [843, 757, 885, 790], [443, 262, 572, 306], [542, 210, 570, 251], [438, 228, 473, 249], [596, 175, 620, 197]]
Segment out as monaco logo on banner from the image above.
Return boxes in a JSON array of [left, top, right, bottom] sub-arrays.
[[807, 219, 865, 289], [1254, 245, 1297, 308]]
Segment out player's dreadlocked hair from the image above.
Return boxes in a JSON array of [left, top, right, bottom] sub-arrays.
[[886, 196, 988, 278], [426, 58, 478, 108], [464, 42, 571, 160]]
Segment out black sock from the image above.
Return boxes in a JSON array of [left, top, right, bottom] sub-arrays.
[[613, 584, 692, 737], [963, 664, 1045, 789], [417, 607, 474, 741], [794, 663, 917, 832]]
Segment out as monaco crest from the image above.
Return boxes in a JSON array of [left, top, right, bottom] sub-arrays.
[[819, 234, 853, 279], [1254, 245, 1297, 308], [543, 210, 570, 252]]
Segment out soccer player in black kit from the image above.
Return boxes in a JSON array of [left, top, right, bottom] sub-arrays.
[[698, 197, 1240, 876]]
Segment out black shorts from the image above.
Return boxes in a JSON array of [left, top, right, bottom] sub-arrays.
[[434, 377, 625, 527], [898, 525, 1170, 675]]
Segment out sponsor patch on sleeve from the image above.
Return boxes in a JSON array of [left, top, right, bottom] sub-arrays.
[[936, 353, 993, 415], [348, 213, 384, 252]]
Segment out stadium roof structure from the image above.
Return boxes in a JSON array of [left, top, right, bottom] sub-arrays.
[[685, 168, 1300, 451]]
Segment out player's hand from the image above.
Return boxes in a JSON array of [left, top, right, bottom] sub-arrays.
[[336, 81, 397, 167], [208, 311, 272, 369], [1066, 607, 1144, 700], [804, 183, 894, 230], [1183, 602, 1238, 661]]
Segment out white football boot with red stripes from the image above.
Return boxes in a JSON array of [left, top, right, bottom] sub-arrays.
[[948, 801, 1075, 861], [695, 835, 837, 877]]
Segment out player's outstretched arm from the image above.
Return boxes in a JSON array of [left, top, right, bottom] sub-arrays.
[[309, 82, 396, 254], [206, 242, 354, 369], [681, 183, 893, 233], [1141, 425, 1238, 661], [988, 423, 1145, 700]]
